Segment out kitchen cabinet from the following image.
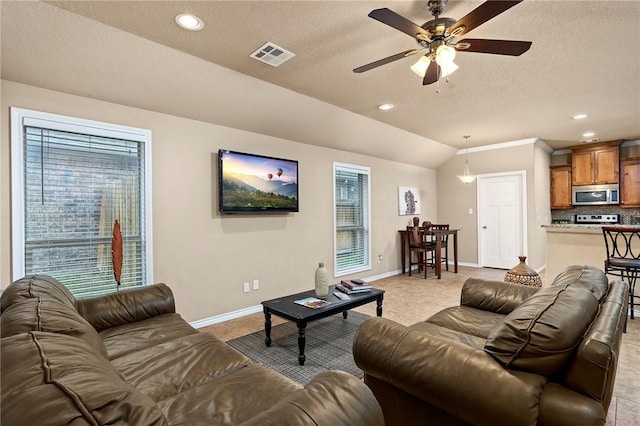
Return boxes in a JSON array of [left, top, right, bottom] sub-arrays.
[[620, 157, 640, 208], [550, 165, 572, 209], [570, 141, 620, 186]]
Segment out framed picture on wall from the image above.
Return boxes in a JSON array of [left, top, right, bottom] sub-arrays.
[[398, 186, 421, 216]]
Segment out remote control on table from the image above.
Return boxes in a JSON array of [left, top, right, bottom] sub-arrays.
[[333, 292, 351, 300]]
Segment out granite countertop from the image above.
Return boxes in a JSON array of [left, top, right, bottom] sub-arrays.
[[543, 223, 640, 233]]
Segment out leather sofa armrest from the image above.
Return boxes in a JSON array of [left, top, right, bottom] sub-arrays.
[[237, 371, 384, 426], [76, 283, 175, 331], [461, 278, 540, 314], [353, 317, 546, 425], [538, 383, 607, 426]]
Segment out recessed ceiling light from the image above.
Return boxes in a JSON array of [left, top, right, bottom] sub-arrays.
[[378, 103, 394, 111], [582, 131, 596, 138], [571, 113, 589, 120], [175, 14, 204, 31]]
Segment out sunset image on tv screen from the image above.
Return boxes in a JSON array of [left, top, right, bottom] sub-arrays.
[[219, 150, 298, 212]]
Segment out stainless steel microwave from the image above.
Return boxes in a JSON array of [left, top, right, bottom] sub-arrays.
[[571, 184, 619, 206]]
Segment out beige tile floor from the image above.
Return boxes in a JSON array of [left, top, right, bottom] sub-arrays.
[[201, 266, 640, 425]]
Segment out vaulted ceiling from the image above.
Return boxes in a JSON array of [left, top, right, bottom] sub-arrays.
[[2, 1, 639, 167]]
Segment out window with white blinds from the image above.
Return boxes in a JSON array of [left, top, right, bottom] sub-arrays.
[[333, 162, 371, 276], [10, 108, 153, 298]]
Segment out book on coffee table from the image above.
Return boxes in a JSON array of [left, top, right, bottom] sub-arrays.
[[294, 297, 331, 309], [336, 283, 371, 294], [340, 279, 372, 290]]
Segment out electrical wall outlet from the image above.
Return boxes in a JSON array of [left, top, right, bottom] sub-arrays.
[[243, 282, 250, 293], [377, 255, 383, 264], [252, 279, 259, 290]]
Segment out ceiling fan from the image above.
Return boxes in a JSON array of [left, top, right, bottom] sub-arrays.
[[353, 0, 532, 85]]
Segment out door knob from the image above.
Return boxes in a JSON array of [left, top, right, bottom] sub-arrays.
[[482, 226, 487, 229]]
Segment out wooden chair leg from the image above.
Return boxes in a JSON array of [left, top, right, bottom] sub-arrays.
[[444, 245, 449, 271], [423, 253, 428, 279]]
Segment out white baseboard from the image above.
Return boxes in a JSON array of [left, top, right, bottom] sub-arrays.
[[190, 271, 404, 329], [190, 304, 262, 329], [361, 269, 403, 282]]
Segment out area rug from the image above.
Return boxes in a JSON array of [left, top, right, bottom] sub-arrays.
[[227, 311, 370, 385]]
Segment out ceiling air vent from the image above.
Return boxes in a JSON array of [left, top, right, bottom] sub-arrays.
[[250, 42, 295, 67]]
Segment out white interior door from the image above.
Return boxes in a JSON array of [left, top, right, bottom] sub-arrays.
[[478, 172, 526, 269]]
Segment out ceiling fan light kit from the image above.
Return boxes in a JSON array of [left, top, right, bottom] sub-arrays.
[[354, 0, 532, 88], [435, 44, 456, 66], [410, 56, 431, 77]]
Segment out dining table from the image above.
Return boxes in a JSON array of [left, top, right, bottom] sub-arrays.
[[398, 228, 459, 279]]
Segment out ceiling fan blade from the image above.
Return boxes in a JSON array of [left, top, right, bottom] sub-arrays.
[[368, 8, 430, 40], [456, 39, 532, 56], [423, 61, 441, 86], [449, 1, 523, 38], [353, 49, 422, 73]]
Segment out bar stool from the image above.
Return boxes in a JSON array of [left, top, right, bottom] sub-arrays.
[[430, 224, 450, 271], [602, 226, 640, 320], [406, 225, 436, 278]]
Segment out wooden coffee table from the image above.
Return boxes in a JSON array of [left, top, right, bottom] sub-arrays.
[[261, 285, 384, 365]]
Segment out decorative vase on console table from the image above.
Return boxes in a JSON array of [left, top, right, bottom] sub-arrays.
[[315, 262, 329, 298], [504, 256, 542, 287]]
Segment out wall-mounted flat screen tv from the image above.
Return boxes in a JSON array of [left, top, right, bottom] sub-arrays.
[[218, 149, 299, 213]]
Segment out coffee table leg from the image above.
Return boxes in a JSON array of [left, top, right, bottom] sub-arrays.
[[297, 322, 307, 365], [376, 295, 384, 317], [264, 309, 272, 347], [343, 311, 348, 319]]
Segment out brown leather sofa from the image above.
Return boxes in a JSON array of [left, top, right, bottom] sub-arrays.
[[353, 265, 628, 426], [1, 275, 384, 425]]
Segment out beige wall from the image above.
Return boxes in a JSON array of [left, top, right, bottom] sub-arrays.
[[532, 142, 551, 270], [1, 81, 436, 322], [437, 141, 551, 271]]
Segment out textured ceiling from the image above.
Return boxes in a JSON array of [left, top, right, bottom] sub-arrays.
[[2, 1, 640, 164]]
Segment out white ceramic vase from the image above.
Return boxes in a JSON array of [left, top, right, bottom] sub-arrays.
[[315, 262, 329, 299]]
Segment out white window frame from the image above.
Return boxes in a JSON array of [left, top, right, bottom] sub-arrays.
[[10, 107, 153, 285], [333, 162, 371, 277]]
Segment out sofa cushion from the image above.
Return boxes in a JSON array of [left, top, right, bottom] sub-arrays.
[[426, 305, 506, 339], [99, 313, 200, 359], [76, 283, 175, 331], [1, 332, 167, 426], [0, 298, 108, 358], [112, 332, 251, 401], [484, 283, 600, 376], [157, 363, 300, 425], [1, 275, 76, 312], [551, 265, 609, 301], [460, 278, 540, 315], [410, 321, 487, 350]]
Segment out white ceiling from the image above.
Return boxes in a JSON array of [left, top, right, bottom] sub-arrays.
[[2, 1, 640, 167]]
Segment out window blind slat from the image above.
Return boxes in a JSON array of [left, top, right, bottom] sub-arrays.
[[334, 164, 371, 276], [22, 125, 146, 297]]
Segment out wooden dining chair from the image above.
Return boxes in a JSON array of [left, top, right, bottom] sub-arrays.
[[407, 225, 436, 278], [430, 224, 450, 271]]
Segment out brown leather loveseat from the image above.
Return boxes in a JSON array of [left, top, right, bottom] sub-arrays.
[[1, 275, 384, 425], [353, 265, 628, 426]]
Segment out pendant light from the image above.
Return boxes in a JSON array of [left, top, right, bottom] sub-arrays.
[[457, 135, 477, 184]]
